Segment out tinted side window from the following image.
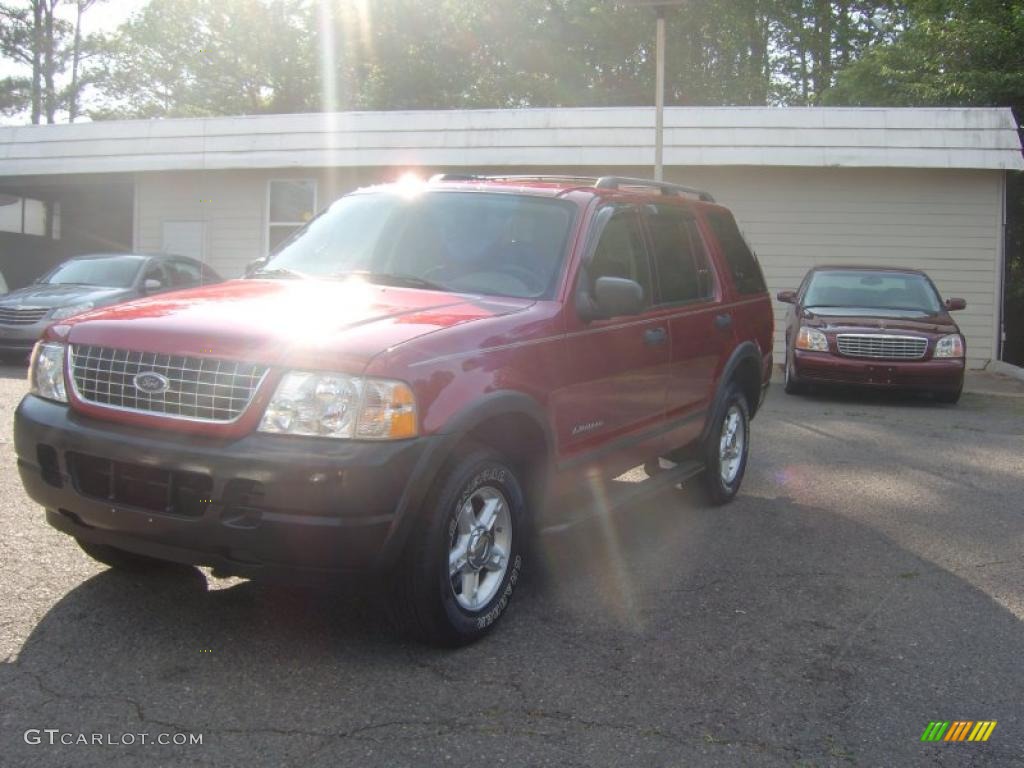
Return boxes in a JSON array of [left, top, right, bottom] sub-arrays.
[[645, 205, 712, 304], [589, 210, 651, 304], [168, 260, 202, 287], [706, 211, 766, 295]]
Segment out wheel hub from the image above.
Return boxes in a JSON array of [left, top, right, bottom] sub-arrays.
[[467, 529, 492, 568]]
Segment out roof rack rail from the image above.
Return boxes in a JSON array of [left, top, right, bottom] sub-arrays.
[[429, 173, 600, 186], [427, 173, 716, 202], [594, 176, 716, 202]]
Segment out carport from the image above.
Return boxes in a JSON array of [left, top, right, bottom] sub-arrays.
[[0, 174, 133, 289]]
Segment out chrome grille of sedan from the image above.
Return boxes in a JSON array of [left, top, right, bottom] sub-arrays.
[[0, 306, 49, 325], [70, 345, 269, 422], [835, 334, 928, 360]]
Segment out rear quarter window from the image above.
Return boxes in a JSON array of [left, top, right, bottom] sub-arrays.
[[706, 211, 766, 295]]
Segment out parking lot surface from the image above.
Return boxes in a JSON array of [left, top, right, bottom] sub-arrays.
[[2, 367, 1023, 767]]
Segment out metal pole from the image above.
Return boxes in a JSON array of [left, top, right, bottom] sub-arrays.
[[654, 6, 666, 181]]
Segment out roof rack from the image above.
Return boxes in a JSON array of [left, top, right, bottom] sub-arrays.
[[427, 173, 715, 202], [428, 173, 600, 186], [594, 176, 715, 202]]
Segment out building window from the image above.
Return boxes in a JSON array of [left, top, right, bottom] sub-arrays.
[[0, 194, 60, 239], [268, 179, 316, 254]]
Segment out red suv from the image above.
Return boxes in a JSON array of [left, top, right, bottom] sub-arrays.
[[15, 175, 773, 645]]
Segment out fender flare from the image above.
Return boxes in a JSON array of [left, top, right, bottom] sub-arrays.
[[700, 342, 764, 445], [376, 391, 552, 569]]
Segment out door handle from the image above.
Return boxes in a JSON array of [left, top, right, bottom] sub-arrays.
[[644, 327, 668, 346], [714, 313, 732, 330]]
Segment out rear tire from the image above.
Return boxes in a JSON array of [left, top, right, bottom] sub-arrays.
[[389, 445, 525, 646], [76, 539, 168, 572], [700, 384, 750, 505]]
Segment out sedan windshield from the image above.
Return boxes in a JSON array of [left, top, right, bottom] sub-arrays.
[[259, 191, 576, 300], [803, 270, 942, 313], [43, 255, 145, 288]]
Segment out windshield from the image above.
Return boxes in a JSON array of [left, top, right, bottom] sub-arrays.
[[260, 191, 576, 299], [803, 270, 942, 313], [43, 256, 144, 288]]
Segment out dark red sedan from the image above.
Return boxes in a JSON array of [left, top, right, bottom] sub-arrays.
[[778, 266, 966, 403]]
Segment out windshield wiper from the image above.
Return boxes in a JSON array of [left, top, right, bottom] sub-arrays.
[[249, 266, 307, 280], [330, 271, 445, 291]]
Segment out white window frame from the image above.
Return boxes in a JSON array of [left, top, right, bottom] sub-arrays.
[[265, 178, 318, 256]]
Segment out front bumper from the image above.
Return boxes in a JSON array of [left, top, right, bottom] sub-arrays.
[[0, 320, 46, 352], [15, 394, 445, 581], [793, 350, 964, 392]]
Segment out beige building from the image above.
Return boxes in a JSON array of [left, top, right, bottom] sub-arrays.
[[1, 107, 1021, 367]]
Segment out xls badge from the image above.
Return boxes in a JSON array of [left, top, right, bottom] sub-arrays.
[[133, 371, 170, 395]]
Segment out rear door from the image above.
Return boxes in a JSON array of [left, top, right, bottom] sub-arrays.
[[642, 203, 727, 443], [554, 204, 673, 472]]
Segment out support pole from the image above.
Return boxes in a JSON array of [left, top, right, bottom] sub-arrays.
[[654, 6, 666, 181]]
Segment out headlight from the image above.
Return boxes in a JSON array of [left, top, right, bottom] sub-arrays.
[[50, 302, 94, 320], [934, 334, 965, 358], [29, 342, 67, 403], [259, 371, 417, 440], [795, 326, 828, 352]]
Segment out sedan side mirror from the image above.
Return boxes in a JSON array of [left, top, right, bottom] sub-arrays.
[[245, 257, 269, 276], [776, 290, 797, 304], [945, 297, 966, 311], [144, 278, 164, 292]]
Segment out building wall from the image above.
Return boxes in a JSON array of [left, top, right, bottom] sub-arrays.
[[134, 165, 1002, 368]]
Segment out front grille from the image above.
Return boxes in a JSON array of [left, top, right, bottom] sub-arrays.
[[0, 306, 49, 325], [836, 334, 928, 360], [68, 452, 212, 517], [70, 345, 269, 422]]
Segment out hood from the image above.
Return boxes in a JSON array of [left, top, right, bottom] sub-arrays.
[[55, 278, 534, 372], [0, 283, 134, 309], [801, 306, 959, 336]]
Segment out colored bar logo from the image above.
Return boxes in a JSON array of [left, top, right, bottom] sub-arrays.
[[921, 721, 997, 742]]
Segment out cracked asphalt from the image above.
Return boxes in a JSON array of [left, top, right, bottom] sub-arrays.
[[2, 366, 1023, 767]]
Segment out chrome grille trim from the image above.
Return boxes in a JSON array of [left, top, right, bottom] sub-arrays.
[[0, 306, 49, 325], [69, 345, 269, 423], [835, 334, 928, 360]]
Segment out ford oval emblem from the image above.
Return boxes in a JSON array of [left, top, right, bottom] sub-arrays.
[[133, 371, 170, 395]]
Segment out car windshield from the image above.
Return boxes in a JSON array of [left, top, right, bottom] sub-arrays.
[[43, 256, 145, 288], [258, 190, 576, 300], [803, 270, 942, 313]]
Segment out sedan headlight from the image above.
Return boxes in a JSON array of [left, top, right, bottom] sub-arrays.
[[259, 371, 417, 440], [50, 302, 94, 320], [795, 326, 828, 352], [29, 342, 67, 403], [934, 334, 965, 358]]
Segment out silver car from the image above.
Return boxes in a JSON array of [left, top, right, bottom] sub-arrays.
[[0, 253, 220, 357]]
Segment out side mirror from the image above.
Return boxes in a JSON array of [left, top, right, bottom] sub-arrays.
[[945, 297, 966, 311], [245, 257, 269, 276], [776, 290, 797, 304], [144, 278, 163, 292], [590, 276, 645, 319]]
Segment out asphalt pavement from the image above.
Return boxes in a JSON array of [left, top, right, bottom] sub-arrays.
[[1, 366, 1023, 767]]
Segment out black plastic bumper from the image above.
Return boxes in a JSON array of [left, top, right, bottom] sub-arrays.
[[15, 395, 447, 582]]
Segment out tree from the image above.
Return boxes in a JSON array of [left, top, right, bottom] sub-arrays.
[[0, 0, 75, 122]]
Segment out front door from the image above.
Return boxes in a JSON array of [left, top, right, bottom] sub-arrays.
[[553, 204, 673, 475]]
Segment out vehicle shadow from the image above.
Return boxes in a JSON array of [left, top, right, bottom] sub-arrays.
[[4, 477, 1024, 767]]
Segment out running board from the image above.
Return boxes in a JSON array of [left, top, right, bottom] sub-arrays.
[[540, 458, 705, 534]]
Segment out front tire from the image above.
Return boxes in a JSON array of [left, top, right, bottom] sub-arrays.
[[783, 347, 804, 395], [389, 446, 525, 646], [933, 387, 962, 404], [700, 384, 751, 505]]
